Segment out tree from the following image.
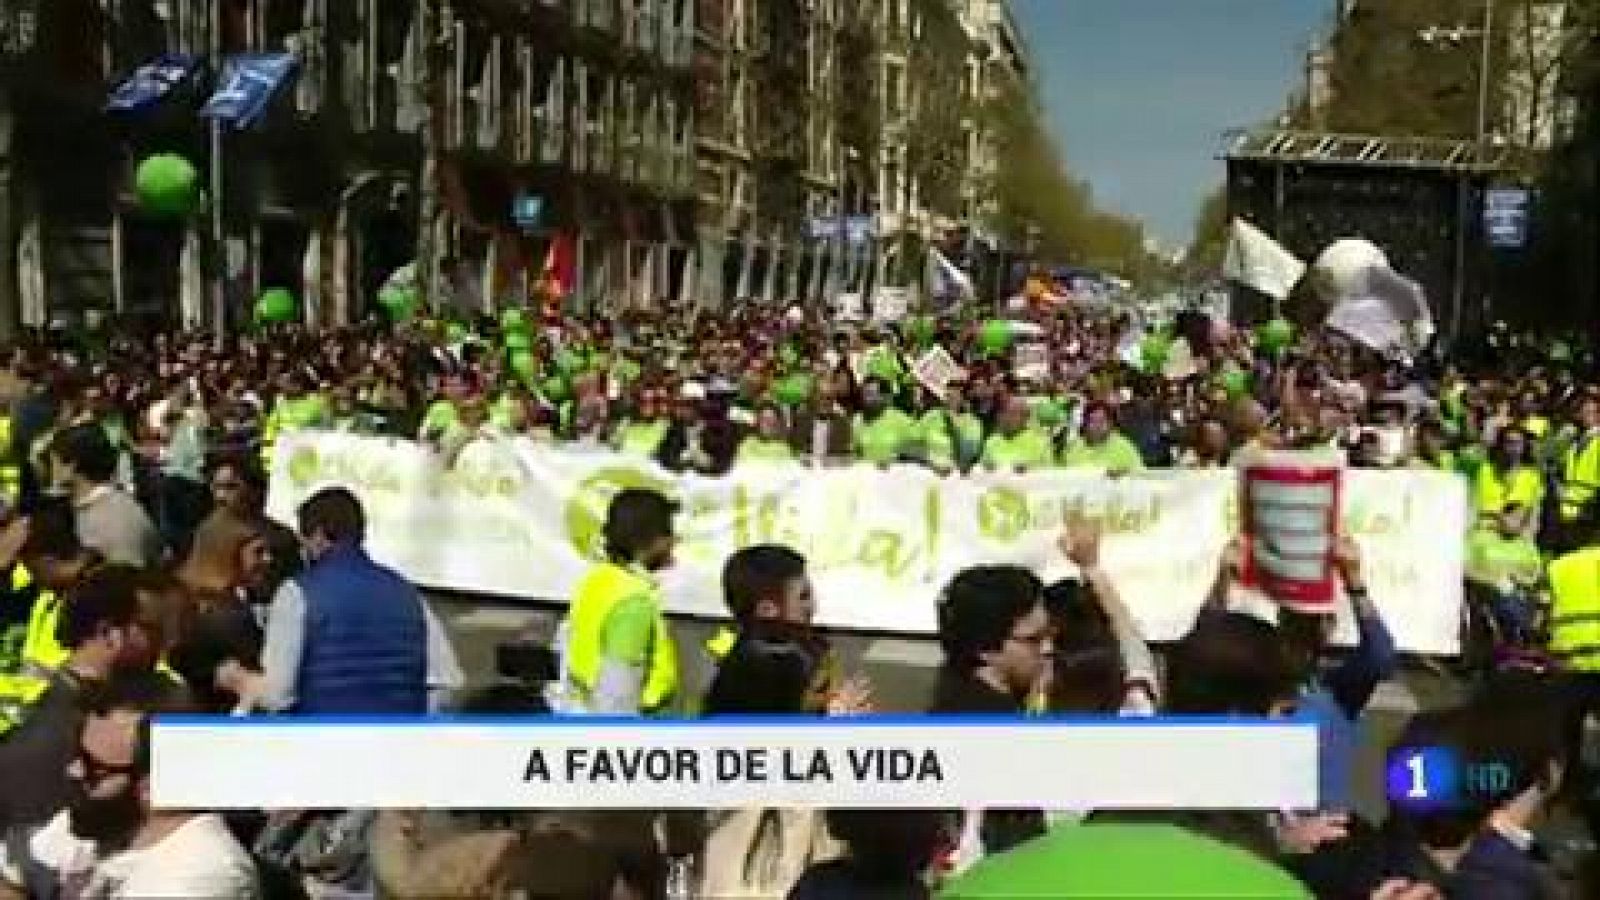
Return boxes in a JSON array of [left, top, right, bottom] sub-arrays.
[[985, 74, 1149, 280]]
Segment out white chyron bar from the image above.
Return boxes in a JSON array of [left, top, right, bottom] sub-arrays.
[[152, 718, 1317, 810]]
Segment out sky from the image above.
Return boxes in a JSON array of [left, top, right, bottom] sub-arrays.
[[1011, 0, 1335, 250]]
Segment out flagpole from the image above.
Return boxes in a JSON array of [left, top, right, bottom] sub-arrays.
[[209, 2, 226, 349]]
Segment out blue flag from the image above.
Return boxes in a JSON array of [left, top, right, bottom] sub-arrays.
[[200, 53, 297, 129], [106, 54, 199, 112]]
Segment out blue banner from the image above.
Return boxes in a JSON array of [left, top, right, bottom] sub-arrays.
[[1483, 187, 1530, 250], [200, 53, 297, 129], [106, 53, 199, 112]]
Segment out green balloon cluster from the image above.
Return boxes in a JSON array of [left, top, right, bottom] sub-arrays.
[[135, 153, 201, 218], [978, 319, 1014, 356], [254, 288, 296, 325]]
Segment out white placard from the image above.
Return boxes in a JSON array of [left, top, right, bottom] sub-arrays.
[[152, 719, 1317, 810]]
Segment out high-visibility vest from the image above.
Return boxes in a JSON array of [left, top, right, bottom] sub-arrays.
[[564, 562, 678, 713], [1548, 546, 1600, 672], [15, 566, 66, 675], [0, 670, 52, 734], [1559, 432, 1600, 522], [1474, 462, 1544, 519], [0, 413, 19, 505]]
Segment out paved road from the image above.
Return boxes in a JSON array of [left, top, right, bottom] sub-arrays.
[[430, 593, 1464, 824]]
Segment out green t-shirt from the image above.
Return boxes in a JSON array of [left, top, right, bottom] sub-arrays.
[[982, 428, 1056, 471], [280, 394, 330, 430], [419, 400, 459, 439], [853, 409, 915, 464], [617, 420, 670, 458], [1061, 432, 1145, 472], [919, 410, 982, 469], [737, 436, 796, 464]]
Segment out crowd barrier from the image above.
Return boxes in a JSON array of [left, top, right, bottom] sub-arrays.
[[265, 432, 1468, 655]]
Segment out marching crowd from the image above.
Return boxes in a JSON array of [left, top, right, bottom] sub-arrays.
[[0, 299, 1594, 897]]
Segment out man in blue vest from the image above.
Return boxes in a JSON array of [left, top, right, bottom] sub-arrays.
[[219, 488, 453, 715]]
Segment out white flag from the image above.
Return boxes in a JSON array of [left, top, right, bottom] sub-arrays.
[[1222, 219, 1305, 300]]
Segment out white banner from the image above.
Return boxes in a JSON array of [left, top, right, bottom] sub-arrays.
[[268, 434, 1467, 654], [153, 719, 1316, 810]]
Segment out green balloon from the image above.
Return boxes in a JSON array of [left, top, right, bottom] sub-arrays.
[[254, 288, 296, 324], [541, 376, 570, 401], [978, 319, 1013, 356], [510, 350, 537, 380], [556, 349, 585, 376], [504, 330, 532, 352], [772, 373, 813, 407], [379, 286, 418, 320], [905, 315, 936, 348], [134, 153, 200, 218], [1139, 333, 1171, 373], [1220, 367, 1250, 398], [942, 824, 1311, 899], [446, 323, 468, 344], [1032, 398, 1069, 427], [501, 307, 527, 331], [1257, 317, 1294, 354]]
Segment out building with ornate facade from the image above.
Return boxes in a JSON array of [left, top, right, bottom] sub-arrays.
[[0, 0, 1023, 328]]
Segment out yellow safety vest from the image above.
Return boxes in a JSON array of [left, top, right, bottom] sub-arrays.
[[0, 671, 52, 734], [0, 413, 18, 505], [12, 566, 65, 675], [566, 562, 679, 713], [1474, 463, 1544, 520], [1560, 433, 1600, 522], [1548, 547, 1600, 672]]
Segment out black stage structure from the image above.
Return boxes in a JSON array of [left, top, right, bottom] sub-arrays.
[[1223, 129, 1512, 345]]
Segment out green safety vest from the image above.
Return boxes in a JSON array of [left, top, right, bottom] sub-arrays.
[[1548, 547, 1600, 672]]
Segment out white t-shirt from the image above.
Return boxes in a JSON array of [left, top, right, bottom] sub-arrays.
[[1, 811, 259, 898]]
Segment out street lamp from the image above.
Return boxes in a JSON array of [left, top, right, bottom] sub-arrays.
[[1418, 0, 1496, 347], [1416, 0, 1496, 147]]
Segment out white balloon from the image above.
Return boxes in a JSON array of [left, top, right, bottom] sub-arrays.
[[1312, 239, 1389, 296]]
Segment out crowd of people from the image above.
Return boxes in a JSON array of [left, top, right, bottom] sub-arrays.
[[0, 297, 1593, 897]]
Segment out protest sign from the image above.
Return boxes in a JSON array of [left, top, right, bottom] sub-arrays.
[[1239, 453, 1343, 613], [1013, 341, 1049, 382], [911, 346, 963, 398], [872, 287, 910, 323], [269, 434, 1466, 654]]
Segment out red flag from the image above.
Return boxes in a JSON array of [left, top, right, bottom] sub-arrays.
[[542, 231, 576, 298]]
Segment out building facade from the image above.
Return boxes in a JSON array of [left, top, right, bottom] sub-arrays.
[[0, 0, 1022, 328]]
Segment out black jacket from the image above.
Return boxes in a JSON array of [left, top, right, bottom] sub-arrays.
[[927, 668, 1045, 856]]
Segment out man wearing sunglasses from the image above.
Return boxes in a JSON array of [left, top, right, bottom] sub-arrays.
[[0, 687, 258, 898]]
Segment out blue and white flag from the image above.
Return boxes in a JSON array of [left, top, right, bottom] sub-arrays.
[[106, 53, 199, 112], [201, 53, 298, 129]]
